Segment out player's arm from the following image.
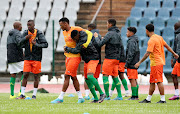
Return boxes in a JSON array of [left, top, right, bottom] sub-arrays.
[[65, 44, 82, 54], [82, 30, 93, 48], [94, 32, 111, 47], [33, 31, 48, 48], [17, 31, 30, 46], [164, 43, 179, 59]]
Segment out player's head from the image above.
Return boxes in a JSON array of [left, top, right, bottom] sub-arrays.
[[174, 22, 180, 31], [88, 23, 96, 31], [126, 27, 137, 37], [13, 21, 22, 31], [27, 20, 35, 31], [107, 19, 116, 29], [71, 30, 79, 42], [146, 24, 154, 37], [59, 17, 70, 31]]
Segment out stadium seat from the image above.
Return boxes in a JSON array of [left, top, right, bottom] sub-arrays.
[[24, 0, 38, 11], [49, 8, 63, 22], [143, 8, 156, 21], [154, 28, 161, 35], [11, 0, 24, 11], [0, 19, 4, 32], [164, 53, 173, 73], [129, 7, 142, 21], [7, 8, 21, 20], [125, 17, 138, 27], [36, 8, 49, 21], [48, 19, 61, 31], [138, 60, 146, 73], [138, 18, 151, 27], [121, 26, 127, 37], [0, 0, 10, 11], [56, 31, 66, 52], [136, 27, 146, 38], [0, 56, 7, 72], [69, 19, 76, 26], [0, 8, 7, 21], [153, 17, 165, 31], [53, 0, 66, 11], [134, 0, 147, 11], [148, 0, 161, 11], [21, 8, 35, 20], [41, 58, 52, 72], [172, 8, 180, 19], [82, 0, 96, 3], [39, 0, 52, 11], [35, 19, 47, 32], [64, 8, 78, 21], [162, 27, 174, 43], [66, 0, 80, 11], [1, 28, 10, 48], [4, 19, 14, 30], [176, 0, 180, 8], [167, 18, 179, 28], [157, 8, 170, 21], [45, 26, 59, 42], [162, 0, 175, 11]]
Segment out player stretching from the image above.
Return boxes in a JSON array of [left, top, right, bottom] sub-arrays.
[[51, 17, 92, 103], [7, 22, 24, 99], [17, 20, 48, 99], [95, 19, 123, 100], [135, 24, 179, 103]]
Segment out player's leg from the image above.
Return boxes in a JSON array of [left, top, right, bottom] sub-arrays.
[[10, 73, 17, 99], [83, 62, 90, 100], [157, 82, 166, 103], [32, 74, 39, 99], [128, 79, 137, 100], [136, 80, 139, 99], [110, 81, 116, 97], [119, 72, 130, 97], [112, 76, 123, 100], [19, 71, 24, 95]]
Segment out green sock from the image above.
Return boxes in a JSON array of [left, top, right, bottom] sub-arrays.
[[103, 76, 109, 97], [10, 77, 16, 96], [87, 75, 104, 95], [136, 85, 139, 97], [111, 81, 116, 91], [131, 87, 137, 97], [113, 77, 122, 98], [20, 75, 24, 92], [85, 79, 98, 100], [122, 79, 128, 91]]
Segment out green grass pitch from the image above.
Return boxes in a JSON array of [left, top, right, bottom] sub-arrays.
[[0, 93, 180, 114]]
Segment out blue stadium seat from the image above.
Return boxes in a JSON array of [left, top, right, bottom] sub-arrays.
[[143, 8, 156, 21], [138, 60, 146, 73], [167, 18, 179, 28], [154, 28, 161, 35], [148, 0, 161, 11], [162, 0, 175, 11], [153, 17, 165, 31], [140, 47, 147, 58], [162, 27, 174, 43], [129, 7, 142, 21], [164, 53, 173, 73], [172, 8, 180, 19], [138, 17, 151, 27], [136, 27, 146, 38], [125, 17, 137, 27], [121, 36, 128, 50], [134, 0, 147, 11], [121, 26, 127, 37], [157, 8, 170, 21], [176, 0, 180, 8], [146, 60, 151, 73]]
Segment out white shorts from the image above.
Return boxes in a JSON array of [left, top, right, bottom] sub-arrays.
[[8, 61, 24, 74]]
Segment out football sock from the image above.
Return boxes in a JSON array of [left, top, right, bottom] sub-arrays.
[[136, 84, 139, 97], [85, 89, 90, 97], [76, 91, 83, 99], [10, 77, 16, 96], [20, 75, 24, 92], [175, 89, 179, 96], [160, 95, 165, 101], [21, 86, 26, 95], [131, 87, 136, 97], [113, 77, 122, 98], [58, 91, 65, 100], [146, 95, 152, 101], [87, 75, 104, 95], [85, 79, 98, 100], [103, 76, 109, 97], [33, 88, 38, 96], [111, 81, 116, 91], [122, 79, 128, 91]]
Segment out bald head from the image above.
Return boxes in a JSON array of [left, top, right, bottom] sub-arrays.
[[13, 21, 22, 31]]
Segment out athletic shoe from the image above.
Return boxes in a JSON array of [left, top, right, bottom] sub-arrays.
[[32, 95, 36, 99], [104, 97, 110, 101], [98, 94, 106, 103], [169, 95, 179, 100], [127, 97, 136, 100], [139, 99, 151, 103], [114, 97, 123, 100], [84, 96, 90, 100], [9, 95, 16, 99], [157, 100, 166, 103], [16, 94, 25, 99], [77, 98, 85, 103], [90, 97, 94, 100], [123, 92, 131, 97], [18, 92, 21, 97], [90, 100, 99, 103], [51, 98, 63, 104]]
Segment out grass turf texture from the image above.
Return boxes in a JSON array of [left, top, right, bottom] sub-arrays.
[[0, 93, 180, 114]]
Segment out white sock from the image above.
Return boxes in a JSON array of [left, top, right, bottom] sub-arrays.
[[85, 90, 90, 97], [21, 86, 26, 95], [146, 95, 152, 101], [58, 91, 65, 100], [33, 88, 38, 96], [110, 90, 113, 96], [96, 91, 98, 95], [175, 89, 179, 96], [77, 91, 83, 99], [160, 95, 165, 101], [125, 90, 129, 94]]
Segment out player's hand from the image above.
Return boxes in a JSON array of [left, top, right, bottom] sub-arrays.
[[94, 32, 98, 38], [173, 53, 179, 59], [124, 66, 127, 69], [134, 62, 140, 68], [32, 39, 36, 45], [64, 46, 67, 52], [25, 34, 32, 39], [171, 59, 175, 68]]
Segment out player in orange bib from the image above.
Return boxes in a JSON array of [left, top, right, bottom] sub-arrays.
[[51, 17, 93, 104], [135, 24, 179, 103]]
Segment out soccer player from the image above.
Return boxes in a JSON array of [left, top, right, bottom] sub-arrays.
[[51, 17, 93, 104], [95, 19, 123, 100], [124, 27, 139, 100], [135, 24, 179, 103], [7, 21, 24, 99], [83, 23, 102, 100], [169, 22, 180, 100], [17, 20, 48, 99], [64, 30, 106, 103]]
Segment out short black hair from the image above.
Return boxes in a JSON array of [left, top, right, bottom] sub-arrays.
[[174, 22, 180, 30], [71, 30, 78, 39], [88, 23, 97, 29], [127, 27, 137, 34], [28, 20, 34, 23], [146, 24, 154, 32], [59, 17, 69, 24], [108, 19, 116, 26]]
